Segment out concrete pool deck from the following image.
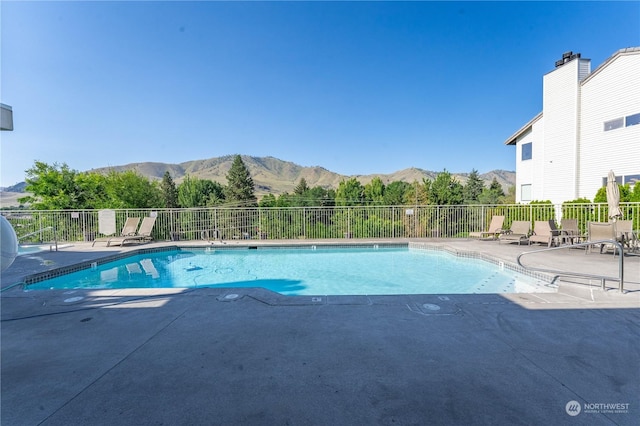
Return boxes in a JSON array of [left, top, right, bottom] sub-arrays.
[[1, 239, 639, 425]]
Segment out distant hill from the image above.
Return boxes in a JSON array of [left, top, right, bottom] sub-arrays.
[[89, 155, 515, 196], [1, 155, 515, 206], [0, 182, 27, 193]]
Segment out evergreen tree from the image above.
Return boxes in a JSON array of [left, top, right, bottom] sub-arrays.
[[477, 178, 506, 204], [488, 177, 505, 196], [224, 155, 257, 206], [463, 169, 485, 204], [160, 171, 179, 208], [293, 178, 309, 195]]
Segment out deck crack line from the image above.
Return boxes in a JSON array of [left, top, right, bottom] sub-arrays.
[[36, 306, 192, 426]]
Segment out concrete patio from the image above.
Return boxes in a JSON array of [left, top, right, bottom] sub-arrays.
[[1, 239, 639, 425]]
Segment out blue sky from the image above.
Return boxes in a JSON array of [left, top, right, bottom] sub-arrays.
[[1, 1, 639, 186]]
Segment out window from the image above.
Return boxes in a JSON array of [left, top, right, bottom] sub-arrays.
[[521, 184, 532, 202], [624, 174, 640, 188], [521, 142, 532, 161], [604, 118, 623, 131], [626, 113, 640, 127], [602, 176, 623, 187]]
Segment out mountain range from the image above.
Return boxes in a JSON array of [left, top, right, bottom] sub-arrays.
[[0, 155, 515, 205]]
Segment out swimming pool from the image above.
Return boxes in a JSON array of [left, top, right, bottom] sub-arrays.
[[25, 246, 554, 295]]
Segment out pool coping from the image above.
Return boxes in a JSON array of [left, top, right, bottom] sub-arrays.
[[18, 241, 556, 291]]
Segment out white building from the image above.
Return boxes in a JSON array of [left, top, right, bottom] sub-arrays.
[[505, 47, 640, 204]]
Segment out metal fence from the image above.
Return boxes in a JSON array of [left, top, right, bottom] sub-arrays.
[[4, 203, 639, 244]]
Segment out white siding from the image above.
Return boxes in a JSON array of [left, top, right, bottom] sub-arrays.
[[541, 59, 585, 203], [579, 53, 640, 199], [515, 130, 533, 203], [531, 118, 545, 201], [514, 119, 544, 202], [507, 49, 639, 204]]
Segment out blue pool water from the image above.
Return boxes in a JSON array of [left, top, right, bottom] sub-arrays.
[[26, 247, 554, 295]]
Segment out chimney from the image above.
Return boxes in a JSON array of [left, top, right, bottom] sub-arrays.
[[555, 51, 581, 68]]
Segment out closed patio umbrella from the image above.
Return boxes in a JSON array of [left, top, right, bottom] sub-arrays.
[[606, 170, 623, 221]]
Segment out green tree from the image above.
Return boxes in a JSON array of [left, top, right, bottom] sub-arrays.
[[19, 161, 105, 209], [429, 170, 463, 205], [178, 175, 224, 208], [160, 171, 179, 208], [104, 170, 162, 208], [224, 155, 257, 207], [76, 172, 110, 208], [383, 181, 411, 205], [488, 177, 505, 195], [258, 193, 277, 207], [307, 186, 335, 206], [477, 177, 505, 204], [364, 177, 385, 205], [205, 181, 225, 206], [594, 184, 630, 202], [293, 178, 309, 195], [405, 179, 431, 205], [276, 193, 295, 207], [463, 169, 485, 204], [335, 178, 364, 206], [630, 184, 640, 202], [500, 185, 516, 204]]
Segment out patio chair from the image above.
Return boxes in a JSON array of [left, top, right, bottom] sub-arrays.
[[614, 220, 637, 253], [107, 216, 156, 247], [559, 218, 583, 245], [92, 217, 140, 247], [469, 215, 505, 240], [529, 220, 561, 247], [586, 222, 617, 256], [498, 221, 531, 245]]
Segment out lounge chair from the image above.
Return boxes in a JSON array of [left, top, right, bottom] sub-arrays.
[[586, 222, 617, 255], [529, 220, 561, 247], [559, 218, 583, 245], [614, 220, 637, 253], [469, 215, 505, 240], [107, 216, 156, 247], [92, 217, 140, 247], [498, 221, 531, 245]]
